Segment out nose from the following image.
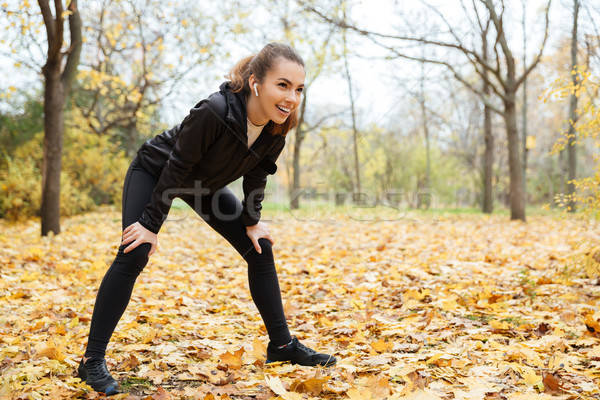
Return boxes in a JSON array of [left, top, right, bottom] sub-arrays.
[[285, 89, 297, 104]]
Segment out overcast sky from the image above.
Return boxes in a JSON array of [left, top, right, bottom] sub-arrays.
[[0, 0, 592, 131]]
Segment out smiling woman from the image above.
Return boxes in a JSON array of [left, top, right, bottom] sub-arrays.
[[227, 43, 306, 135], [76, 42, 336, 396]]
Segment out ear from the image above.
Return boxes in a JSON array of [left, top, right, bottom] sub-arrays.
[[248, 74, 257, 89]]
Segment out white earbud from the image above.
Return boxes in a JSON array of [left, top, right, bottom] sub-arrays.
[[254, 83, 259, 97]]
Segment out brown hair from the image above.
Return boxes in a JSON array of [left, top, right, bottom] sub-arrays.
[[227, 42, 305, 137]]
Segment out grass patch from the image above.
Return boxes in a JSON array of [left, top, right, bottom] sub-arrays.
[[501, 316, 529, 326], [465, 314, 492, 322], [164, 198, 582, 222], [120, 377, 153, 390]]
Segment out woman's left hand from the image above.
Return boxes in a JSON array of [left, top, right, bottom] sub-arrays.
[[246, 222, 274, 254]]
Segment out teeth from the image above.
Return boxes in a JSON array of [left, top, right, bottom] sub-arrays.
[[277, 105, 290, 113]]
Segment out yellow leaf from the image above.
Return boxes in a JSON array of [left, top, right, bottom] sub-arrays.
[[522, 367, 542, 389], [291, 376, 331, 395], [251, 337, 266, 360], [264, 375, 303, 400], [347, 387, 372, 400], [489, 319, 511, 330], [394, 388, 443, 400], [404, 288, 430, 300], [425, 352, 453, 366], [34, 338, 65, 361], [584, 312, 600, 334], [351, 299, 365, 309], [370, 338, 392, 353], [219, 347, 244, 369]]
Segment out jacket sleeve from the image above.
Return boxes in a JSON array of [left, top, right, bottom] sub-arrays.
[[138, 101, 223, 233], [241, 137, 286, 226]]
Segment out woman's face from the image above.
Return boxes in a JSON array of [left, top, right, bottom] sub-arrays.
[[250, 57, 305, 125]]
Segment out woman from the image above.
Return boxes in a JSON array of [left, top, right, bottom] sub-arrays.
[[78, 43, 336, 395]]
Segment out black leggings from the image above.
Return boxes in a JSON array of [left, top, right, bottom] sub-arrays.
[[84, 159, 292, 359]]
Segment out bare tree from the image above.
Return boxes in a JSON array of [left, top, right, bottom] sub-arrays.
[[417, 59, 431, 209], [303, 0, 553, 221], [481, 16, 494, 213], [341, 20, 361, 203], [567, 0, 580, 212], [260, 0, 336, 209], [521, 0, 529, 209], [39, 0, 82, 235]]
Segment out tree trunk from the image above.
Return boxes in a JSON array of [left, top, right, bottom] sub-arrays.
[[521, 0, 529, 206], [41, 66, 64, 235], [567, 0, 579, 212], [483, 93, 493, 213], [342, 25, 361, 203], [505, 94, 526, 221], [127, 124, 138, 158], [39, 0, 82, 236], [419, 60, 431, 209], [290, 94, 307, 209], [482, 24, 493, 213]]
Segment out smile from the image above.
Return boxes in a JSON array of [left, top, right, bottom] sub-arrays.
[[276, 105, 291, 114]]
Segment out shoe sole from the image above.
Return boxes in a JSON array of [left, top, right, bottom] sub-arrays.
[[265, 359, 337, 367]]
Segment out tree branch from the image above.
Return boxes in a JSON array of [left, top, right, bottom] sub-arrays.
[[384, 43, 504, 114], [515, 0, 553, 88], [301, 0, 504, 86], [482, 0, 515, 76], [61, 0, 82, 93], [37, 0, 54, 45]]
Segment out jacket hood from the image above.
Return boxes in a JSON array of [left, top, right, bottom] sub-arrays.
[[219, 82, 247, 135]]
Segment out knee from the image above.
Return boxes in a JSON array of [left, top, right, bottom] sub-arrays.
[[245, 238, 274, 267], [253, 238, 273, 259], [115, 243, 151, 276]]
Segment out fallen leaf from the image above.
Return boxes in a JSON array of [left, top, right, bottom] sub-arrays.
[[290, 376, 330, 395], [370, 338, 393, 353], [219, 347, 244, 369], [347, 386, 372, 400], [264, 375, 302, 400]]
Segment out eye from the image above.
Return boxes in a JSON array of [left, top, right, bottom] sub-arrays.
[[296, 87, 304, 94], [278, 82, 287, 88]]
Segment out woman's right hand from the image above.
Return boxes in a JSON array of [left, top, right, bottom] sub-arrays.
[[121, 222, 158, 256]]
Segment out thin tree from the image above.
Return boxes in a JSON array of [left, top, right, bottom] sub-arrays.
[[567, 0, 580, 212], [481, 16, 494, 213], [341, 20, 361, 203], [263, 0, 336, 209], [303, 0, 553, 221], [521, 0, 529, 209], [39, 0, 82, 235], [418, 59, 431, 209]]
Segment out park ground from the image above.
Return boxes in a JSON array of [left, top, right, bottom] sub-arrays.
[[0, 206, 599, 399]]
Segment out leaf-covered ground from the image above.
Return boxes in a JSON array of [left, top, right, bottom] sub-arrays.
[[1, 207, 600, 399]]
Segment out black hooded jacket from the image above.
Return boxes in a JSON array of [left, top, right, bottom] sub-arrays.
[[135, 82, 285, 234]]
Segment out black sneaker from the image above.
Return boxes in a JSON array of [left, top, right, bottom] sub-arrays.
[[77, 357, 120, 395], [266, 336, 337, 367]]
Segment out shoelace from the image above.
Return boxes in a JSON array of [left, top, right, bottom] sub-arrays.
[[295, 341, 318, 355], [85, 359, 114, 381]]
